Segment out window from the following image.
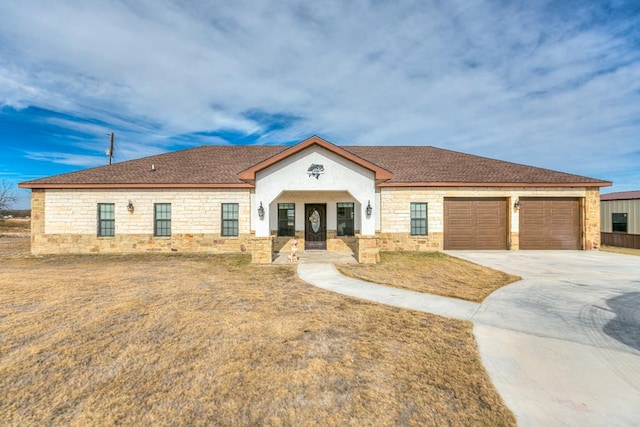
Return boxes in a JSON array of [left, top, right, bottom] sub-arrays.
[[337, 202, 354, 236], [612, 213, 628, 233], [410, 202, 428, 236], [222, 203, 239, 237], [154, 203, 171, 237], [278, 203, 295, 236], [97, 203, 115, 237]]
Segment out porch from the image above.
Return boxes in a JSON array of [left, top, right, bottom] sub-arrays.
[[251, 234, 379, 265], [272, 249, 358, 265]]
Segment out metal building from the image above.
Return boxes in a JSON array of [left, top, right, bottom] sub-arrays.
[[601, 190, 640, 249]]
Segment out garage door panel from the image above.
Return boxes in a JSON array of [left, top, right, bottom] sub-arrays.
[[477, 218, 504, 226], [444, 198, 507, 250], [520, 198, 580, 250]]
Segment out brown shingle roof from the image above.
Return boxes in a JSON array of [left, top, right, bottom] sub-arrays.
[[19, 143, 611, 188], [345, 146, 609, 186], [601, 190, 640, 201], [20, 145, 286, 188]]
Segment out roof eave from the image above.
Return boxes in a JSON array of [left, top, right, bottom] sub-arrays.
[[377, 181, 612, 188], [18, 183, 254, 189]]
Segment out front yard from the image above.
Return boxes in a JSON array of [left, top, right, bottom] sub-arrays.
[[338, 251, 521, 303], [0, 232, 514, 425]]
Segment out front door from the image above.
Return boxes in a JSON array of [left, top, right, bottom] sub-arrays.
[[305, 204, 326, 250]]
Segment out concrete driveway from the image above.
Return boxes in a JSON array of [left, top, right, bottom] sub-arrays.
[[450, 251, 640, 426]]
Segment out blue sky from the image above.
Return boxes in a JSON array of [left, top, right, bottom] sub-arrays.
[[1, 0, 639, 209]]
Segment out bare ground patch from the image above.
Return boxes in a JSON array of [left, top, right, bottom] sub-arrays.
[[0, 239, 514, 426], [337, 251, 521, 303]]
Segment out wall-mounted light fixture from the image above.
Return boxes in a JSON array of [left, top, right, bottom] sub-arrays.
[[366, 200, 373, 217], [513, 199, 521, 210], [258, 202, 265, 220], [127, 200, 134, 213]]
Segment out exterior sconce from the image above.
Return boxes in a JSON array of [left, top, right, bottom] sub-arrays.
[[127, 200, 134, 213], [366, 200, 373, 217], [513, 199, 521, 210], [258, 202, 265, 220]]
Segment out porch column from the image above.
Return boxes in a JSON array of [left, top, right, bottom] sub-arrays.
[[356, 234, 379, 264], [251, 235, 273, 264]]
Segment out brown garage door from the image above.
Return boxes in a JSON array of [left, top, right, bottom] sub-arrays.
[[519, 198, 580, 249], [444, 198, 507, 250]]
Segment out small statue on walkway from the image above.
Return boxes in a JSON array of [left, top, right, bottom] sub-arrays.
[[287, 239, 299, 263]]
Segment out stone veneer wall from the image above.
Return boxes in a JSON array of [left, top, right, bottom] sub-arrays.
[[376, 232, 444, 251], [273, 231, 356, 256], [31, 233, 254, 254], [251, 236, 273, 264], [29, 185, 603, 258], [378, 186, 602, 251], [30, 189, 45, 242], [355, 235, 379, 263], [31, 188, 253, 254], [326, 231, 357, 253], [272, 235, 304, 253], [584, 187, 601, 250]]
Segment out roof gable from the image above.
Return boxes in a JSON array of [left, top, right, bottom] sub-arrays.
[[237, 135, 393, 182]]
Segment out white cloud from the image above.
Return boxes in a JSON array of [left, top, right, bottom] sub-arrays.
[[24, 151, 108, 168], [0, 0, 639, 187]]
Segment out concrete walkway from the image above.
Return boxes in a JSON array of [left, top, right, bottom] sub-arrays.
[[296, 251, 640, 426], [297, 262, 480, 320]]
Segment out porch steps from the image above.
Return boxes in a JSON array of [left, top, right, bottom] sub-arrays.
[[272, 250, 357, 265]]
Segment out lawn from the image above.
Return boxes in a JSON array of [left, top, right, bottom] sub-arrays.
[[337, 251, 521, 303], [0, 230, 515, 425]]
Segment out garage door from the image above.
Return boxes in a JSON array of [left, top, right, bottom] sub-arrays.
[[519, 198, 580, 249], [444, 198, 507, 250]]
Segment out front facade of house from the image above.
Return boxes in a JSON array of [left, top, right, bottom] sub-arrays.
[[20, 136, 610, 263]]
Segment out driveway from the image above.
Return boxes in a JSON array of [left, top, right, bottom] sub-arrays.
[[450, 251, 640, 426]]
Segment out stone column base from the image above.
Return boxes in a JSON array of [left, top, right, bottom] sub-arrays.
[[356, 234, 379, 264], [251, 236, 273, 264]]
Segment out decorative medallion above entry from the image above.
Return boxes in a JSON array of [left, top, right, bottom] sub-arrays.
[[307, 164, 324, 179]]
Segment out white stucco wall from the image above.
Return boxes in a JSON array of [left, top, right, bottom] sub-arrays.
[[253, 146, 376, 236], [44, 188, 251, 235]]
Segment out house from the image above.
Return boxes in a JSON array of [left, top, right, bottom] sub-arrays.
[[19, 136, 611, 263], [600, 190, 640, 249]]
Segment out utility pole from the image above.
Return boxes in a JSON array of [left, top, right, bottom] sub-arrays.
[[108, 132, 114, 165]]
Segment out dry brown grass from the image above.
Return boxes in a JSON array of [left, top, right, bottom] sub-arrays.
[[337, 252, 520, 303], [0, 217, 30, 234], [0, 237, 515, 426], [601, 245, 640, 256], [0, 218, 31, 258]]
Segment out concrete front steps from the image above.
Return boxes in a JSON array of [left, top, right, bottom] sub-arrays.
[[272, 250, 357, 265]]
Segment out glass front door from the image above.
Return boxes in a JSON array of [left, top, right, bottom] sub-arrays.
[[305, 204, 326, 249]]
